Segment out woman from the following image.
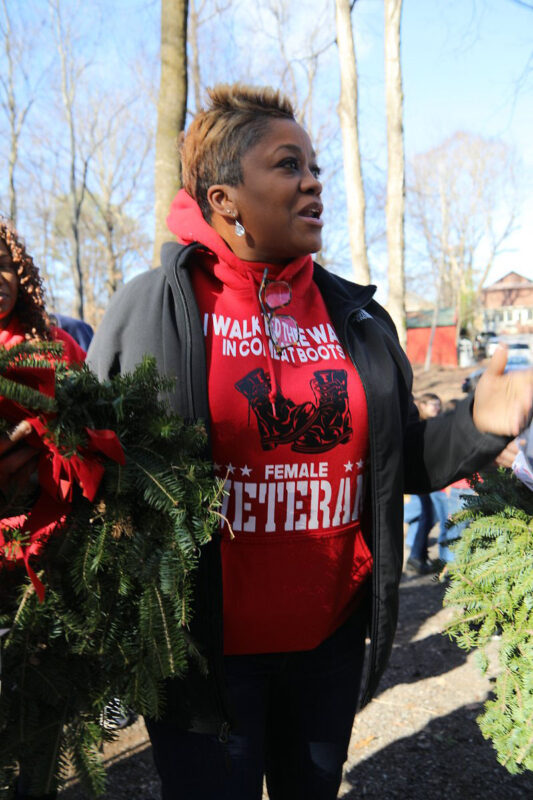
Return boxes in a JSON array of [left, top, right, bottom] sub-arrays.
[[88, 85, 533, 800], [0, 221, 85, 500], [0, 220, 85, 800], [0, 220, 83, 359], [404, 392, 442, 574]]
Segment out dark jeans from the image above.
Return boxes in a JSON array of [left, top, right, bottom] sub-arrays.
[[145, 612, 367, 800], [409, 493, 435, 562]]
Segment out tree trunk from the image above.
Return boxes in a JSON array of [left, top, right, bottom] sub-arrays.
[[335, 0, 370, 285], [8, 132, 17, 226], [384, 0, 406, 348], [1, 0, 28, 227], [51, 0, 87, 320], [189, 0, 202, 112], [153, 0, 189, 268], [104, 214, 121, 297], [425, 279, 441, 371]]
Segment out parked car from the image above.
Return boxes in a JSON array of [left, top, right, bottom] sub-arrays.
[[507, 341, 532, 363], [462, 352, 531, 393], [484, 339, 531, 361]]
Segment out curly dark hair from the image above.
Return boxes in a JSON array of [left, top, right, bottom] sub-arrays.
[[0, 219, 51, 340]]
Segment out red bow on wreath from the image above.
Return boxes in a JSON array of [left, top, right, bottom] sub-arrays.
[[0, 362, 125, 601]]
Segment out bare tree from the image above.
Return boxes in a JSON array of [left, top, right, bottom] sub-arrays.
[[188, 0, 233, 114], [20, 137, 66, 312], [1, 2, 153, 323], [335, 0, 370, 285], [408, 132, 520, 350], [242, 0, 345, 269], [49, 0, 95, 320], [251, 0, 338, 138], [189, 0, 203, 113], [85, 98, 153, 301], [0, 0, 41, 225], [153, 0, 189, 267], [384, 0, 406, 347]]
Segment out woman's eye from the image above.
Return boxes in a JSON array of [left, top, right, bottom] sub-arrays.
[[279, 158, 321, 178], [281, 157, 299, 170]]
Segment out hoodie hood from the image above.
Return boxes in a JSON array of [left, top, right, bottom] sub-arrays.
[[166, 189, 313, 292]]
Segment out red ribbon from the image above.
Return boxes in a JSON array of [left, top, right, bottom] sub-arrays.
[[30, 419, 125, 504], [0, 364, 126, 600]]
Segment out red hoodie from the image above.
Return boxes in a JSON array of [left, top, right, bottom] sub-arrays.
[[167, 191, 371, 654], [0, 317, 85, 364]]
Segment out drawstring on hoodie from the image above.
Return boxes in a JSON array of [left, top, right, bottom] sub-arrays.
[[166, 189, 313, 422], [248, 271, 279, 417]]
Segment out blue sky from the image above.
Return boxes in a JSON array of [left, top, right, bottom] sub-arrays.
[[352, 0, 532, 283], [50, 0, 533, 287], [2, 0, 531, 307]]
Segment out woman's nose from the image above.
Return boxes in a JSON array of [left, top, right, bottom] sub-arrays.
[[301, 168, 322, 195]]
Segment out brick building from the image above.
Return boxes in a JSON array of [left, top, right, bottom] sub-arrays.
[[482, 271, 533, 334]]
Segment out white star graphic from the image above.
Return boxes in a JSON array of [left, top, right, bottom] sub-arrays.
[[357, 459, 364, 469], [226, 463, 235, 474], [241, 465, 252, 476], [344, 461, 353, 472], [213, 462, 222, 472]]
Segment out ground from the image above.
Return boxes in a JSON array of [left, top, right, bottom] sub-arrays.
[[411, 361, 477, 405], [58, 361, 533, 799]]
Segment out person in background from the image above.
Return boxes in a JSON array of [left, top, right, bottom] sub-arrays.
[[404, 393, 442, 574], [417, 392, 442, 420], [50, 313, 94, 351], [87, 84, 533, 800], [431, 399, 522, 564]]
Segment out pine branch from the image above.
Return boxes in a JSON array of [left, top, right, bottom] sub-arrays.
[[0, 353, 219, 795], [444, 469, 533, 773]]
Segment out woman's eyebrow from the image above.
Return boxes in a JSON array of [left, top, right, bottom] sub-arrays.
[[273, 143, 318, 160]]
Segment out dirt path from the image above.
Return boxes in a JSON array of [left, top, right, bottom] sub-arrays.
[[338, 557, 533, 799], [410, 362, 476, 405]]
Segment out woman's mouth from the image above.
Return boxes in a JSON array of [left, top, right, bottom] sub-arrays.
[[298, 203, 324, 227]]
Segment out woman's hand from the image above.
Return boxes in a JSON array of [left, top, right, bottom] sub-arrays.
[[473, 345, 533, 437], [0, 420, 39, 500]]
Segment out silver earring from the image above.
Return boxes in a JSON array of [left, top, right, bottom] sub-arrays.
[[235, 219, 246, 237]]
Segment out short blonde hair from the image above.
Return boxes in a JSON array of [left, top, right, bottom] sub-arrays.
[[181, 83, 295, 219]]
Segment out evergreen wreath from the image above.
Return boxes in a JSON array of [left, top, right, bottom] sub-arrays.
[[443, 469, 533, 774], [0, 343, 222, 797]]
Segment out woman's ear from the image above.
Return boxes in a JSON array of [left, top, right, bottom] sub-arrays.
[[206, 185, 236, 219]]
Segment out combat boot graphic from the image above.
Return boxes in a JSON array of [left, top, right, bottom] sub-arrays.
[[235, 367, 318, 450], [292, 369, 353, 453]]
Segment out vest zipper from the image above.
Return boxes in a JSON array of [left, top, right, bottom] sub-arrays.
[[173, 269, 198, 420], [218, 720, 230, 743], [343, 310, 379, 706], [171, 246, 231, 736]]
